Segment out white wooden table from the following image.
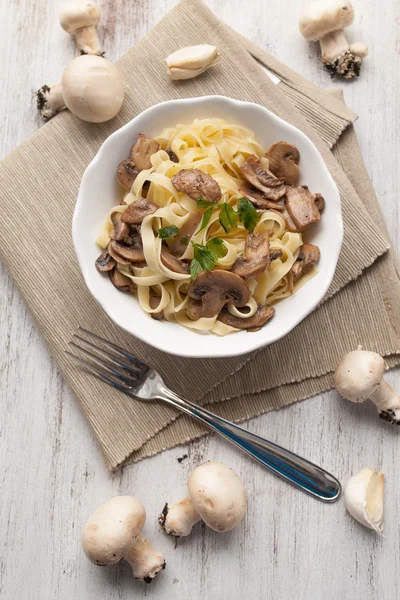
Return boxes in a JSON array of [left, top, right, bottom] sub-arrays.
[[1, 1, 399, 598]]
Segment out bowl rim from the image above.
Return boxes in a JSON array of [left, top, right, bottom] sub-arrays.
[[73, 95, 343, 358]]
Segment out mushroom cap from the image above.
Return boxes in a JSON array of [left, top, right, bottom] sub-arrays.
[[82, 496, 146, 566], [188, 462, 247, 532], [62, 55, 125, 123], [334, 350, 385, 403], [60, 0, 101, 33], [187, 270, 250, 319], [299, 0, 354, 41], [265, 142, 300, 186]]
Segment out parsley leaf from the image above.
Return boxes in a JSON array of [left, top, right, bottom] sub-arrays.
[[158, 224, 179, 239], [197, 196, 217, 209], [197, 207, 213, 233], [190, 238, 227, 279], [237, 197, 260, 232], [219, 202, 238, 233]]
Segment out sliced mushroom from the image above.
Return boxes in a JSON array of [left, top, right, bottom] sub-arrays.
[[161, 247, 190, 274], [109, 241, 145, 263], [287, 243, 320, 293], [218, 305, 275, 331], [239, 183, 285, 211], [186, 270, 250, 319], [171, 169, 222, 203], [240, 155, 286, 201], [95, 248, 116, 272], [265, 142, 300, 186], [109, 268, 135, 293], [232, 231, 270, 279], [149, 296, 165, 320], [270, 249, 283, 261], [111, 213, 131, 242], [171, 213, 202, 256], [117, 160, 139, 189], [108, 242, 131, 265], [166, 148, 179, 163], [130, 134, 160, 171], [121, 198, 159, 225], [313, 192, 325, 212], [280, 207, 298, 232], [285, 185, 321, 231]]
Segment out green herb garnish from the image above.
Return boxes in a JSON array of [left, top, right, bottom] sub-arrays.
[[158, 225, 179, 239], [237, 197, 260, 232], [197, 196, 217, 209], [197, 207, 213, 233], [219, 202, 238, 233], [190, 238, 227, 279]]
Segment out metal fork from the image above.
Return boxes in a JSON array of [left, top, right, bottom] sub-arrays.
[[66, 328, 341, 502]]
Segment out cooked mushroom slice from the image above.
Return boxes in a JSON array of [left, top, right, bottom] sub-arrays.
[[285, 185, 321, 231], [171, 213, 202, 256], [171, 169, 222, 203], [109, 268, 135, 292], [239, 183, 285, 211], [288, 243, 320, 293], [95, 248, 116, 272], [121, 198, 159, 225], [232, 231, 270, 279], [187, 270, 250, 319], [117, 160, 139, 189], [149, 296, 165, 320], [161, 247, 190, 274], [265, 142, 300, 186], [130, 134, 160, 171], [313, 192, 325, 212], [270, 249, 283, 261], [218, 305, 275, 331], [111, 213, 131, 242], [109, 241, 145, 263], [108, 242, 131, 265], [280, 207, 298, 232], [240, 155, 286, 201], [166, 148, 179, 163]]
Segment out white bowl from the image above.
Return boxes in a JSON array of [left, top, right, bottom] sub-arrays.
[[73, 96, 342, 358]]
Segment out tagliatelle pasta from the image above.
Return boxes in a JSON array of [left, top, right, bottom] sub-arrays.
[[96, 118, 321, 336]]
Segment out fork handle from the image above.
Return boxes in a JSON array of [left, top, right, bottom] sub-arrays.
[[158, 385, 341, 502]]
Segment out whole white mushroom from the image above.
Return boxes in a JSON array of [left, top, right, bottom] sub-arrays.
[[60, 0, 102, 55], [334, 348, 400, 424], [36, 55, 124, 123], [82, 496, 165, 582], [299, 0, 368, 79], [159, 461, 247, 537]]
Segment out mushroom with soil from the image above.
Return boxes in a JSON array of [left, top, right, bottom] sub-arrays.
[[299, 0, 368, 79], [159, 461, 247, 537], [186, 270, 250, 320], [240, 155, 286, 202], [334, 348, 400, 424], [36, 55, 124, 122], [118, 134, 161, 189], [82, 496, 165, 582], [232, 231, 271, 279], [171, 169, 222, 203], [60, 0, 102, 55], [266, 142, 300, 186]]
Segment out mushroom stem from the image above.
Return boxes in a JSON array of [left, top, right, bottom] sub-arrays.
[[74, 24, 102, 55], [370, 380, 400, 424], [319, 30, 367, 79], [319, 29, 349, 63], [124, 533, 166, 583], [36, 83, 66, 119], [159, 497, 201, 537]]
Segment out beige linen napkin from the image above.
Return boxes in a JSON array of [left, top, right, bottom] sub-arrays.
[[0, 0, 399, 469]]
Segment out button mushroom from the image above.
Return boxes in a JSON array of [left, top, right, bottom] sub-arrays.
[[239, 183, 285, 211], [60, 0, 102, 56], [109, 268, 135, 292], [159, 462, 247, 537], [121, 198, 159, 224], [95, 248, 116, 272], [334, 349, 400, 424], [171, 213, 202, 256], [299, 0, 368, 79], [82, 496, 165, 583], [288, 243, 320, 292], [186, 270, 250, 319], [160, 247, 190, 274], [232, 231, 271, 279], [240, 155, 286, 202], [171, 169, 222, 203], [218, 305, 275, 331], [265, 142, 300, 186], [285, 185, 321, 231]]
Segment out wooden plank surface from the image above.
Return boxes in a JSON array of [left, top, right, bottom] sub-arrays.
[[1, 1, 399, 598]]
